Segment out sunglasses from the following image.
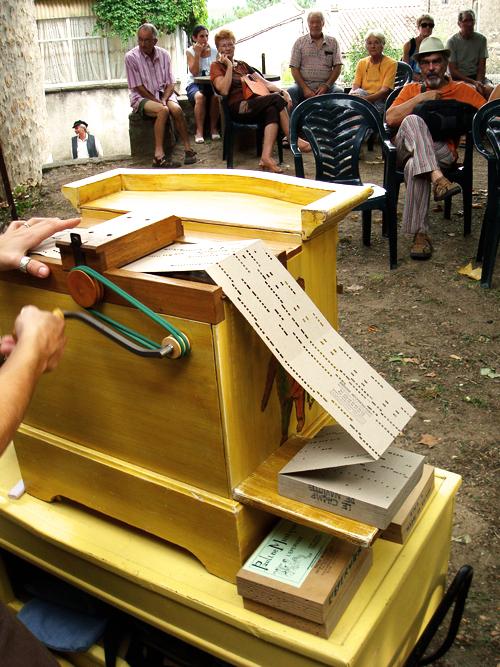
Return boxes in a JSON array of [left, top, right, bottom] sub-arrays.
[[420, 22, 434, 28]]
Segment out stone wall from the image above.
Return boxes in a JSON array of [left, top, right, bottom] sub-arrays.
[[0, 1, 48, 189]]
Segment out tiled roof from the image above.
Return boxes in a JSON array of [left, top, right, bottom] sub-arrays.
[[334, 6, 421, 53], [219, 1, 422, 55]]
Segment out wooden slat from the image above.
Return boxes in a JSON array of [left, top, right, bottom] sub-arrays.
[[234, 437, 379, 547], [0, 261, 225, 325]]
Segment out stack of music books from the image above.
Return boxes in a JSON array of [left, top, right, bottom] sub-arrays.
[[236, 520, 372, 637]]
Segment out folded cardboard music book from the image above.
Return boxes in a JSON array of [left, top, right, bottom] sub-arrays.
[[237, 519, 372, 637], [380, 464, 435, 543], [278, 425, 425, 529]]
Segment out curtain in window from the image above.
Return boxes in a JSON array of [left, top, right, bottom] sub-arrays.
[[70, 18, 107, 82], [37, 19, 72, 83]]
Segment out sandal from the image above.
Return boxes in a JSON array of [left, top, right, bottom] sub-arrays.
[[152, 156, 181, 169], [259, 161, 283, 174], [194, 136, 205, 144], [410, 232, 433, 260], [211, 133, 221, 141], [184, 149, 197, 165], [433, 176, 461, 202]]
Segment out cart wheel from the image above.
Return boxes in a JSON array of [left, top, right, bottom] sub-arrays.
[[404, 565, 473, 666]]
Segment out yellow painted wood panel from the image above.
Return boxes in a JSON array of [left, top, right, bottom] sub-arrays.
[[15, 428, 273, 581], [234, 437, 379, 547], [0, 447, 462, 667], [1, 283, 229, 496], [77, 190, 306, 235]]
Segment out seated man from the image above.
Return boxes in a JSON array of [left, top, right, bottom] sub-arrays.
[[386, 37, 485, 261], [446, 10, 493, 100], [125, 23, 197, 168], [71, 120, 103, 159], [288, 11, 342, 109]]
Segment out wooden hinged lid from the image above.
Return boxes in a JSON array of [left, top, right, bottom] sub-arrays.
[[233, 437, 379, 548]]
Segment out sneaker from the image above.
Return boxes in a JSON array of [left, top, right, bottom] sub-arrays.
[[410, 232, 433, 260], [184, 149, 197, 165], [433, 177, 461, 202]]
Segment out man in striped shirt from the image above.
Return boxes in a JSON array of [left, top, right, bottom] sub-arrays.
[[386, 37, 485, 261], [288, 12, 343, 109], [125, 23, 197, 168]]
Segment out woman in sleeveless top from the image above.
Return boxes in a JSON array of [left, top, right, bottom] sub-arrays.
[[403, 15, 434, 81], [186, 25, 220, 143]]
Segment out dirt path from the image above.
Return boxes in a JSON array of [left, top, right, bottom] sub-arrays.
[[22, 141, 500, 666]]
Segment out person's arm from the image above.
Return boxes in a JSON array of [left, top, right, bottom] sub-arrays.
[[358, 86, 392, 103], [211, 57, 233, 96], [290, 66, 315, 97], [316, 64, 342, 95], [133, 84, 158, 102], [252, 71, 293, 109], [350, 60, 363, 93], [476, 58, 486, 84], [489, 84, 500, 101], [386, 89, 441, 128], [0, 217, 80, 277], [0, 307, 66, 454], [402, 41, 411, 64], [187, 44, 203, 76]]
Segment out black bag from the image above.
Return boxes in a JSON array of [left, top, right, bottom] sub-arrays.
[[413, 98, 477, 141]]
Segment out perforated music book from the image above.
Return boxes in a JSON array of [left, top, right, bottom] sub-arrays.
[[205, 240, 415, 459], [278, 425, 425, 529]]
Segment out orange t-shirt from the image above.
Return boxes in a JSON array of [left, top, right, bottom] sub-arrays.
[[391, 80, 485, 153]]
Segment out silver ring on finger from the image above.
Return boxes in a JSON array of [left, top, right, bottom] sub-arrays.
[[22, 221, 30, 229], [19, 256, 32, 273]]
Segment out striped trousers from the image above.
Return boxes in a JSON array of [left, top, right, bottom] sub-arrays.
[[394, 114, 455, 235]]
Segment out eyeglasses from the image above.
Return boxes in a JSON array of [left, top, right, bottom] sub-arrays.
[[419, 22, 434, 28]]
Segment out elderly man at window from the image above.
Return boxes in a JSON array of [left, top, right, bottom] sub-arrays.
[[71, 120, 103, 159], [446, 10, 493, 100], [288, 12, 343, 109]]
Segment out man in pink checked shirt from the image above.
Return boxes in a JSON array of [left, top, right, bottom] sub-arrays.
[[125, 23, 197, 168]]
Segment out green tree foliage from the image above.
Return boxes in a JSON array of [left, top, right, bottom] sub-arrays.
[[343, 29, 402, 85], [207, 0, 313, 31], [93, 0, 208, 41]]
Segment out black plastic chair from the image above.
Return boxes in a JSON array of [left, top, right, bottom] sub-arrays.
[[220, 68, 283, 169], [290, 93, 398, 268], [472, 99, 500, 288], [384, 87, 474, 235], [395, 60, 413, 88]]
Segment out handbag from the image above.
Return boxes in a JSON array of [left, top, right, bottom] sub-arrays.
[[413, 91, 477, 141], [241, 73, 270, 100]]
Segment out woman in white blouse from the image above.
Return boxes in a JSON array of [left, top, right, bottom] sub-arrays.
[[186, 25, 220, 143]]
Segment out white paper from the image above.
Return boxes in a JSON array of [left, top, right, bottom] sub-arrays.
[[124, 239, 256, 272], [206, 241, 415, 459]]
